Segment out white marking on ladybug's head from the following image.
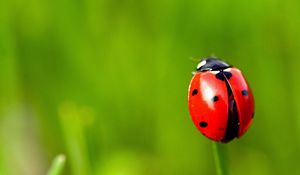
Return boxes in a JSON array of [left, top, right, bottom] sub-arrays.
[[197, 60, 207, 70], [224, 68, 232, 72], [210, 70, 220, 74]]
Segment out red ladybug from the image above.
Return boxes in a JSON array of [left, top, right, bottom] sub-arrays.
[[188, 57, 254, 142]]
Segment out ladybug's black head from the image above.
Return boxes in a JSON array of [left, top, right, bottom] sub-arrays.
[[197, 57, 231, 72]]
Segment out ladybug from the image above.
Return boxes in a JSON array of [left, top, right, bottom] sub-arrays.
[[188, 57, 254, 143]]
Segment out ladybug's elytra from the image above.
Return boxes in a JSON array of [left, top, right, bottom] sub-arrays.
[[188, 57, 254, 143]]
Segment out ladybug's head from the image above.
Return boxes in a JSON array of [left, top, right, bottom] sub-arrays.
[[196, 57, 231, 72]]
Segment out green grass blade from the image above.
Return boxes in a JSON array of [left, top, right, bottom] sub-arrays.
[[212, 142, 228, 175], [47, 154, 66, 175]]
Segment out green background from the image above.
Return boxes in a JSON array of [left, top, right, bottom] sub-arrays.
[[1, 0, 300, 174]]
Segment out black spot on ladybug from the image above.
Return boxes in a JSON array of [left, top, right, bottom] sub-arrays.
[[242, 90, 248, 96], [192, 89, 198, 96], [199, 121, 208, 128], [212, 96, 219, 102], [252, 113, 254, 118], [216, 71, 232, 81], [216, 72, 224, 81]]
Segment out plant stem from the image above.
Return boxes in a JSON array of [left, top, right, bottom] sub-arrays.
[[212, 142, 228, 175], [47, 154, 66, 175]]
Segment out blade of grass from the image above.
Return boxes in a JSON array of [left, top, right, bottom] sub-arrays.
[[212, 142, 228, 175], [58, 102, 91, 175], [47, 154, 66, 175]]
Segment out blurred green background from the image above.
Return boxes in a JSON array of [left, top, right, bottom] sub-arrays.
[[1, 0, 300, 174]]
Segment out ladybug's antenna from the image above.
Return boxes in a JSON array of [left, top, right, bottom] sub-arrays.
[[189, 56, 201, 62], [209, 53, 217, 58]]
